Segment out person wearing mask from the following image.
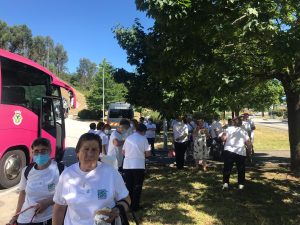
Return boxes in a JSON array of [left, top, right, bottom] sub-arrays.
[[8, 138, 63, 225], [107, 119, 131, 171], [52, 133, 131, 225], [220, 117, 253, 190], [122, 124, 151, 211], [145, 118, 157, 156], [172, 116, 189, 169]]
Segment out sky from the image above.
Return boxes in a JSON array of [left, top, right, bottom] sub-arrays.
[[0, 0, 154, 73]]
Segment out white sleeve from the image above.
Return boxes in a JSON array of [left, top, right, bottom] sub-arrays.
[[53, 172, 67, 205], [145, 139, 151, 152], [102, 135, 108, 145], [18, 167, 27, 191], [113, 170, 129, 201], [122, 139, 128, 152]]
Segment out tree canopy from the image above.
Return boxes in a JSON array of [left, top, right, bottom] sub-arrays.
[[114, 0, 300, 171]]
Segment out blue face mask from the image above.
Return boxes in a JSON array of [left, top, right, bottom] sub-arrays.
[[33, 154, 50, 166]]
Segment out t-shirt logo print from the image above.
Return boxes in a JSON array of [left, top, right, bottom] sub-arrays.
[[97, 189, 107, 199]]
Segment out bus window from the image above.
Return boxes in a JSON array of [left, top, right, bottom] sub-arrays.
[[41, 98, 56, 137], [1, 57, 49, 114]]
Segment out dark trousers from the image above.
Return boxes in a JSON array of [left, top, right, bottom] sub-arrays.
[[223, 150, 246, 185], [147, 138, 155, 155], [18, 219, 52, 225], [174, 141, 188, 169], [124, 169, 145, 209]]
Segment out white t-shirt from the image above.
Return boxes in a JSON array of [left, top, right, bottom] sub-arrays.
[[173, 122, 189, 143], [88, 129, 97, 134], [210, 120, 223, 138], [145, 123, 156, 138], [107, 130, 124, 168], [223, 126, 250, 156], [17, 161, 61, 223], [53, 162, 128, 225], [123, 132, 151, 169], [96, 130, 109, 146]]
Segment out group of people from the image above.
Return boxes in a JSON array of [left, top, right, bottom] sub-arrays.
[[8, 117, 157, 225], [172, 113, 255, 190]]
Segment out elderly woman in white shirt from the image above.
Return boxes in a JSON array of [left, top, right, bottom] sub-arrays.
[[172, 116, 189, 169], [52, 133, 130, 225], [220, 117, 252, 190]]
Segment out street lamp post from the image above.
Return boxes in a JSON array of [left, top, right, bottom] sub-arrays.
[[102, 63, 105, 122]]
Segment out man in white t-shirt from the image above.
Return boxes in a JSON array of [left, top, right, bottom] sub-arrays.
[[107, 119, 130, 171], [241, 113, 256, 143], [145, 118, 157, 156], [173, 116, 189, 169], [220, 117, 252, 190], [123, 123, 151, 211]]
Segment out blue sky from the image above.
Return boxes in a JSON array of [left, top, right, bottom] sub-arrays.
[[0, 0, 153, 73]]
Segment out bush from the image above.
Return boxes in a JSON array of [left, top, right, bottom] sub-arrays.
[[78, 109, 102, 120]]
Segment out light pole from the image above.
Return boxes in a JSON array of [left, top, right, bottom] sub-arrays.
[[102, 63, 105, 122]]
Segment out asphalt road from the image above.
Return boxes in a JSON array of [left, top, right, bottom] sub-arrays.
[[252, 117, 288, 131]]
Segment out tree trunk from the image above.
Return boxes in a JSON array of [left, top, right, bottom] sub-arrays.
[[262, 111, 264, 117], [234, 109, 240, 117], [285, 89, 300, 172], [231, 111, 234, 119]]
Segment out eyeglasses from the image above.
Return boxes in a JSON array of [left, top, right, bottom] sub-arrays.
[[32, 148, 49, 155]]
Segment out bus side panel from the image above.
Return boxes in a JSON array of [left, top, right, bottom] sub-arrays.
[[0, 105, 57, 159], [0, 105, 37, 158]]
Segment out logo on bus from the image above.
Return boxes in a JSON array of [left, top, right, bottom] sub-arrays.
[[13, 110, 23, 125]]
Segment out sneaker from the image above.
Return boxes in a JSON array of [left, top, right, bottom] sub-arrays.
[[222, 183, 229, 190], [238, 184, 244, 190]]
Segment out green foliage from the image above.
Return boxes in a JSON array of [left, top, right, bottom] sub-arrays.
[[78, 109, 102, 120], [86, 60, 127, 111], [0, 20, 69, 78], [75, 58, 98, 89]]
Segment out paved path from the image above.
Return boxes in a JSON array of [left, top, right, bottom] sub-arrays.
[[252, 117, 288, 131]]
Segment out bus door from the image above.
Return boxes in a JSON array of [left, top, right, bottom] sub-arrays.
[[40, 97, 65, 161]]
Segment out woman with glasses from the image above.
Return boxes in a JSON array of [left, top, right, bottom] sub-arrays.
[[8, 137, 63, 225]]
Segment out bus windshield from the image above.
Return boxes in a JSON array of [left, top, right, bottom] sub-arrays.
[[109, 109, 133, 119]]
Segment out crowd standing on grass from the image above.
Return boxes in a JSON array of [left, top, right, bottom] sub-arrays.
[[8, 113, 256, 225]]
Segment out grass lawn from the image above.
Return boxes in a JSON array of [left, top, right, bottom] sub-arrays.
[[128, 125, 296, 224], [130, 165, 300, 225], [254, 125, 289, 151]]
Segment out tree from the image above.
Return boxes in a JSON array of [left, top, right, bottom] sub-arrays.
[[8, 24, 32, 56], [249, 80, 284, 116], [115, 0, 300, 171], [52, 44, 68, 77], [86, 60, 127, 111], [0, 21, 10, 49], [76, 58, 98, 89], [29, 36, 47, 66]]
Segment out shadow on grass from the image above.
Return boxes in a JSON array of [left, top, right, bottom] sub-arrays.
[[134, 164, 300, 225]]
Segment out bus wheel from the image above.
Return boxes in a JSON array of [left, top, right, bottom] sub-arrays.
[[0, 150, 26, 188]]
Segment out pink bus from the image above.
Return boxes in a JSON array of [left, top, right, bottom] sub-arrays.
[[0, 49, 76, 188]]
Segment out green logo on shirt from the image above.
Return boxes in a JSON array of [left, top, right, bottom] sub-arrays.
[[97, 189, 107, 199], [48, 183, 55, 192]]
